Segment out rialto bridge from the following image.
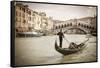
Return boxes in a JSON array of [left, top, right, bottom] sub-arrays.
[[53, 20, 96, 34]]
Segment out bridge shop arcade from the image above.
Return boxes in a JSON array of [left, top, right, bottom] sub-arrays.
[[53, 17, 96, 35]]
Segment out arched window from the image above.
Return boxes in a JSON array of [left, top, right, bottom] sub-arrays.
[[61, 25, 63, 28], [92, 27, 94, 30], [84, 25, 86, 28], [81, 24, 83, 27], [88, 26, 90, 29], [89, 26, 91, 29], [93, 27, 95, 30], [64, 24, 67, 27], [67, 24, 69, 27], [69, 23, 72, 26], [78, 23, 80, 26], [59, 25, 60, 29], [55, 26, 57, 29], [86, 25, 88, 29]]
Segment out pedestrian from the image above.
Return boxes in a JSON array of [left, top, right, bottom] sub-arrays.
[[57, 29, 64, 48]]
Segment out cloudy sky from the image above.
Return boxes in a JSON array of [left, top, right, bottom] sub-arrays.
[[21, 2, 96, 21]]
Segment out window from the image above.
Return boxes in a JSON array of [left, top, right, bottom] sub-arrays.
[[16, 11, 18, 16], [22, 13, 25, 18], [32, 13, 35, 16], [28, 11, 31, 15], [22, 8, 25, 12], [16, 17, 21, 22], [20, 7, 21, 10], [28, 17, 31, 21], [23, 20, 26, 23], [23, 8, 25, 12], [19, 12, 21, 17]]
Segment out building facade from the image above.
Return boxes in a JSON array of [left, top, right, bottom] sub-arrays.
[[15, 3, 53, 33]]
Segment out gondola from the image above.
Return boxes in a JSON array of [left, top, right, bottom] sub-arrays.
[[55, 38, 89, 55]]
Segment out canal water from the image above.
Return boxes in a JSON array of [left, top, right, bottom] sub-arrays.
[[15, 34, 97, 66]]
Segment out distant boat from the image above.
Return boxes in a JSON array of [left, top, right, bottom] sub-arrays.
[[91, 33, 97, 36], [16, 31, 43, 37], [91, 31, 97, 36], [55, 38, 89, 55]]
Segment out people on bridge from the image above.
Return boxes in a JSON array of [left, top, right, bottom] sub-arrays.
[[57, 29, 64, 48]]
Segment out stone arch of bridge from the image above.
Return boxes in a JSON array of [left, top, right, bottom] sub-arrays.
[[63, 27, 88, 34]]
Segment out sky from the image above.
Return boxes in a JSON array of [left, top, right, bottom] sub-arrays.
[[21, 2, 96, 21]]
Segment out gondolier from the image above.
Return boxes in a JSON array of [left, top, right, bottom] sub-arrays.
[[57, 29, 64, 48]]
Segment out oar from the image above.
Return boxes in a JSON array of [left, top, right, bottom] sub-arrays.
[[82, 37, 89, 44], [78, 37, 89, 46], [64, 37, 70, 44]]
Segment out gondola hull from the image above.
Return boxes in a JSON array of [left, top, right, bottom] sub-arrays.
[[55, 41, 86, 55]]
